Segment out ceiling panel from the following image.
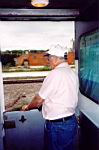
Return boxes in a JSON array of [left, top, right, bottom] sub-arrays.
[[0, 0, 94, 9], [0, 0, 98, 21]]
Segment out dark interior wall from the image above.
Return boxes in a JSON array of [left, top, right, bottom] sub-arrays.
[[75, 21, 99, 59], [75, 21, 99, 150], [79, 112, 99, 150]]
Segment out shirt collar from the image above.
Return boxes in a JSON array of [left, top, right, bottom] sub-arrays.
[[55, 62, 68, 69]]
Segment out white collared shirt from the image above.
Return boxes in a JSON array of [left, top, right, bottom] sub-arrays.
[[39, 62, 79, 120]]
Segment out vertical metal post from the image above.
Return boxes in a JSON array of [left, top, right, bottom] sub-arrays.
[[0, 51, 4, 150]]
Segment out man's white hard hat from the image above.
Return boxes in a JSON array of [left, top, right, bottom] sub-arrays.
[[47, 44, 66, 57]]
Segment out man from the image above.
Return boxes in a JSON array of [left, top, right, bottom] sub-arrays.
[[22, 44, 79, 150]]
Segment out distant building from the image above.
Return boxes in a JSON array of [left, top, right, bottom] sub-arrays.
[[67, 51, 75, 65], [15, 50, 75, 67], [15, 51, 49, 67]]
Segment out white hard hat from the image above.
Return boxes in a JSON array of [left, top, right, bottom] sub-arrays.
[[47, 44, 66, 57]]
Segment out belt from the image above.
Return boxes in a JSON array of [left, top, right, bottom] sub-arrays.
[[46, 114, 74, 122]]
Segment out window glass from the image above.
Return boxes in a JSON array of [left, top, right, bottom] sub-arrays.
[[0, 21, 75, 111], [79, 29, 99, 104]]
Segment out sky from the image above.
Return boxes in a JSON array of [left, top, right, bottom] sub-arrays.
[[0, 21, 74, 51]]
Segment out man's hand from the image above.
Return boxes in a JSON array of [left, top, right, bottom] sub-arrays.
[[21, 105, 29, 111], [21, 94, 44, 111]]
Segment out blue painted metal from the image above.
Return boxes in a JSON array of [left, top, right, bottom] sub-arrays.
[[4, 110, 45, 150]]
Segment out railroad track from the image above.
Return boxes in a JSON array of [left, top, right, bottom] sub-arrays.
[[3, 77, 44, 84]]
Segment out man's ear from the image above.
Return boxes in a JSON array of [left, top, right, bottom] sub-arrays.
[[54, 57, 59, 66]]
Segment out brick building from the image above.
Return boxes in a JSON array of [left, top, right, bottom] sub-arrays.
[[15, 51, 49, 67], [15, 51, 75, 67], [67, 51, 75, 65]]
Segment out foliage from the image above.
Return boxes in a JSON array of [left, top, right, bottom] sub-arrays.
[[1, 53, 17, 67]]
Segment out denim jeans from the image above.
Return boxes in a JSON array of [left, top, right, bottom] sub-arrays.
[[44, 115, 78, 150]]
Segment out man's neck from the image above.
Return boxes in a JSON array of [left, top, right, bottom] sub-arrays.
[[54, 60, 65, 69]]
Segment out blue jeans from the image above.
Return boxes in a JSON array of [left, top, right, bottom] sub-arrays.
[[44, 115, 78, 150]]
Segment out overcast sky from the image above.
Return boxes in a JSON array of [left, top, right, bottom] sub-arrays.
[[0, 21, 74, 51]]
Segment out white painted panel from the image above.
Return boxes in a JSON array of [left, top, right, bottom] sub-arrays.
[[78, 92, 99, 128], [0, 61, 4, 150]]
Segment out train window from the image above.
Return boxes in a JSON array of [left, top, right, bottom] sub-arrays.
[[0, 21, 75, 111], [79, 29, 99, 104]]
